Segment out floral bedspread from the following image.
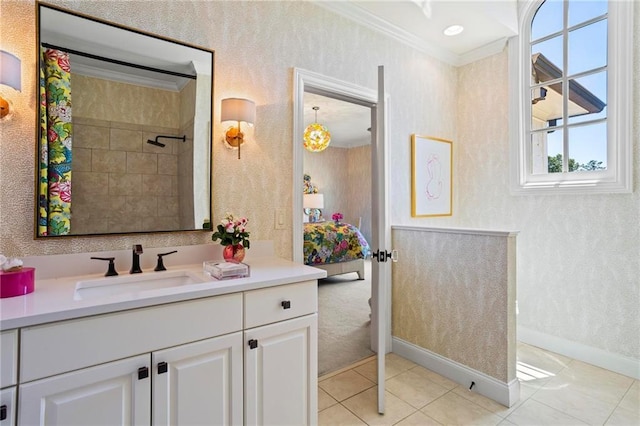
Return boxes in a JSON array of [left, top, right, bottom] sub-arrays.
[[303, 222, 370, 265]]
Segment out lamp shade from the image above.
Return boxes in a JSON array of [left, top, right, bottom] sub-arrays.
[[0, 50, 21, 91], [303, 193, 324, 209], [221, 98, 255, 124]]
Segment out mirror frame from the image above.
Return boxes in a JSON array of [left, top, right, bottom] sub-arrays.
[[35, 2, 214, 238]]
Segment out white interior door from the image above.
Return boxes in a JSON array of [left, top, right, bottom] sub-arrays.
[[370, 65, 390, 414]]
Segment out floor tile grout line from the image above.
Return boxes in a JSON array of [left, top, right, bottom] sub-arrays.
[[320, 349, 639, 425], [598, 380, 637, 426], [525, 394, 602, 425]]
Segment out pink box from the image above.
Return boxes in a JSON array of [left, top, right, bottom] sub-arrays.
[[0, 267, 35, 298]]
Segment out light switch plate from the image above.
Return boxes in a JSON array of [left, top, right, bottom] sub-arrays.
[[275, 209, 286, 230]]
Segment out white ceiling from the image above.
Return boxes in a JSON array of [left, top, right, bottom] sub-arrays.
[[313, 0, 519, 66], [304, 93, 373, 149], [305, 0, 519, 148]]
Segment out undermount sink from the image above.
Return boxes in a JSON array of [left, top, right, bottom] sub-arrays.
[[74, 270, 206, 300]]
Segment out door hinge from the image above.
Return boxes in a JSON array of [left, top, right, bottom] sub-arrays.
[[371, 249, 398, 263]]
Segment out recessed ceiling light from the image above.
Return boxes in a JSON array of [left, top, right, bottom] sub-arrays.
[[443, 25, 464, 36]]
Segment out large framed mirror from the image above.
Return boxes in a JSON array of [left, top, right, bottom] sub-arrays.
[[36, 2, 213, 237]]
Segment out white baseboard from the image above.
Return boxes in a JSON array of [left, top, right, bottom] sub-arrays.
[[392, 337, 520, 408], [518, 326, 640, 380]]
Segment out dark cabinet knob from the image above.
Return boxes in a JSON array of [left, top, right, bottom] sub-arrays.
[[0, 405, 7, 421], [157, 362, 168, 374], [248, 339, 258, 349], [138, 366, 149, 380], [281, 300, 291, 309]]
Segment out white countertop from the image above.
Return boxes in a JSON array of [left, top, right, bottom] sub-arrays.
[[0, 257, 326, 330]]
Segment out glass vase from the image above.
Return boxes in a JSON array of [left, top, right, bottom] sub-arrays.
[[223, 244, 245, 263]]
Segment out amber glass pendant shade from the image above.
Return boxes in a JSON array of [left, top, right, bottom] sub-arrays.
[[303, 106, 331, 152]]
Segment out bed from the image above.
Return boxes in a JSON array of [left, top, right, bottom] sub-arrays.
[[303, 221, 370, 279]]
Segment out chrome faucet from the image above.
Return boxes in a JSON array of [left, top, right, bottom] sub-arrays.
[[130, 244, 143, 274]]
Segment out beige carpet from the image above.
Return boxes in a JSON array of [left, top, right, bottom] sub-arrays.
[[318, 260, 374, 376]]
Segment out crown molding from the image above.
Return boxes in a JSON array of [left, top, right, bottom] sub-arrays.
[[313, 1, 509, 67]]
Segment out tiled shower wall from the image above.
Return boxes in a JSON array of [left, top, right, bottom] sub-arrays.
[[72, 117, 183, 234], [70, 74, 194, 234]]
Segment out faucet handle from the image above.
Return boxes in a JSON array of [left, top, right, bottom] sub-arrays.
[[90, 257, 118, 277], [155, 250, 178, 271]]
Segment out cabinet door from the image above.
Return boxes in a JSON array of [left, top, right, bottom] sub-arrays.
[[0, 387, 16, 426], [1, 330, 17, 388], [245, 314, 317, 426], [19, 354, 151, 426], [153, 332, 243, 426]]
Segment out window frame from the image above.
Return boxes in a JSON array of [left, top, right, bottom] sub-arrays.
[[509, 0, 633, 194]]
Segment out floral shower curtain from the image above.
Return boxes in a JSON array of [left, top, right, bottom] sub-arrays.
[[38, 47, 72, 236]]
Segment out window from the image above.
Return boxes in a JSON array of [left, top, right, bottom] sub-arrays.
[[509, 0, 633, 194]]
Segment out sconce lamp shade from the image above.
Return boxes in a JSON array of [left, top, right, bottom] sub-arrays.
[[221, 97, 256, 159], [303, 193, 324, 209], [0, 50, 21, 91], [221, 98, 255, 124], [0, 50, 21, 119]]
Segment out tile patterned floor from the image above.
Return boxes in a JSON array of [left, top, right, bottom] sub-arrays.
[[318, 343, 640, 425]]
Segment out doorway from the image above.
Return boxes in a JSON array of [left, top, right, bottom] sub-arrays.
[[302, 91, 375, 375], [293, 66, 390, 412]]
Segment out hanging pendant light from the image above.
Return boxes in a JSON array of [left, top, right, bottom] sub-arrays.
[[303, 106, 331, 152]]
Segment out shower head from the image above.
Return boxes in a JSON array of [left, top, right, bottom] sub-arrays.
[[146, 134, 186, 148], [146, 139, 165, 147]]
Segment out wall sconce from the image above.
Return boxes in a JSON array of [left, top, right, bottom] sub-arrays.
[[221, 97, 256, 159], [0, 50, 22, 120]]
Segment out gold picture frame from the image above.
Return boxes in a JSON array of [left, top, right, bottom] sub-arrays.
[[411, 135, 453, 217]]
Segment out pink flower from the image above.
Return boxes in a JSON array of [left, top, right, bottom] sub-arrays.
[[225, 222, 235, 233], [57, 53, 71, 73], [58, 181, 71, 203], [47, 128, 58, 143]]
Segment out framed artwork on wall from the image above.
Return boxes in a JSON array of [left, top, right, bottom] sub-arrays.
[[411, 135, 453, 217]]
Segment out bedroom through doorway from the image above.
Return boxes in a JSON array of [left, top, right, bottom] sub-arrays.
[[302, 90, 374, 376]]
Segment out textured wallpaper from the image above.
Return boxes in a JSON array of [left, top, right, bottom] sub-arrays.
[[447, 49, 640, 362], [391, 227, 517, 383]]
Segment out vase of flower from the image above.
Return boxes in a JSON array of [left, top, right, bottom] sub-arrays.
[[223, 244, 246, 263], [211, 213, 250, 263], [332, 212, 343, 224]]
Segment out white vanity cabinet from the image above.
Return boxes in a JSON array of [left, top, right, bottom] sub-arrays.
[[18, 294, 243, 426], [244, 281, 318, 425], [7, 276, 319, 426]]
